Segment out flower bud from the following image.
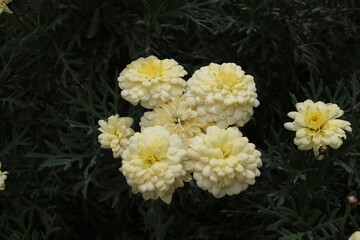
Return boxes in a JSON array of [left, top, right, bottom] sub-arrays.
[[346, 194, 359, 208], [318, 145, 330, 154]]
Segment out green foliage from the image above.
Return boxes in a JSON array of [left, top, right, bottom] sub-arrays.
[[1, 0, 359, 239]]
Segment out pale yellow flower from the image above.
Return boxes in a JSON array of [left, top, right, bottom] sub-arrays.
[[184, 63, 259, 128], [139, 96, 208, 140], [98, 115, 135, 158], [0, 0, 13, 14], [118, 56, 187, 109], [349, 231, 360, 240], [120, 126, 191, 204], [0, 162, 8, 191], [284, 100, 352, 159], [187, 126, 262, 198]]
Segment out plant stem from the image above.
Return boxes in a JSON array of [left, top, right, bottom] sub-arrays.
[[340, 206, 351, 239], [7, 13, 30, 32], [145, 23, 151, 57]]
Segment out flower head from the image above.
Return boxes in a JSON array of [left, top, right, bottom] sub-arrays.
[[98, 115, 135, 158], [284, 100, 352, 159], [349, 231, 360, 240], [139, 96, 208, 140], [120, 126, 191, 204], [187, 126, 262, 198], [118, 56, 187, 109], [184, 63, 259, 128], [0, 162, 8, 191], [0, 0, 13, 14]]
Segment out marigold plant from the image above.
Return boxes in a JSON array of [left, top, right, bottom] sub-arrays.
[[0, 162, 8, 191], [118, 55, 187, 109], [98, 115, 135, 158], [2, 1, 360, 238], [139, 96, 208, 141], [187, 126, 262, 198], [349, 231, 360, 240], [284, 99, 352, 159], [184, 63, 259, 128], [119, 126, 191, 204], [0, 0, 13, 14]]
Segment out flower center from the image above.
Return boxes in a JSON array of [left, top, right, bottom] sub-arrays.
[[145, 154, 161, 166], [307, 112, 326, 130], [216, 71, 239, 88], [311, 116, 318, 122], [141, 143, 167, 167], [140, 60, 163, 78], [115, 129, 123, 138], [220, 147, 231, 159], [175, 117, 183, 124]]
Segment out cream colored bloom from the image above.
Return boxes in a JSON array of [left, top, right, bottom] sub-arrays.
[[184, 63, 259, 128], [139, 96, 208, 140], [120, 126, 191, 204], [0, 162, 8, 191], [284, 100, 352, 159], [187, 126, 262, 198], [0, 0, 13, 14], [118, 56, 187, 109], [349, 231, 360, 240], [98, 115, 135, 158]]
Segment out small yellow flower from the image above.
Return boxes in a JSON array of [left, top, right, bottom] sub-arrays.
[[284, 100, 352, 159], [187, 126, 262, 198], [120, 126, 191, 204], [139, 96, 208, 140], [0, 162, 9, 191], [184, 63, 259, 128], [98, 115, 135, 158], [118, 56, 187, 109], [0, 0, 13, 14], [349, 231, 360, 240]]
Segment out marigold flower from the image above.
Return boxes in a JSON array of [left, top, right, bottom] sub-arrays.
[[349, 231, 360, 240], [0, 162, 8, 191], [98, 115, 135, 158], [0, 0, 13, 14], [120, 126, 191, 204], [187, 126, 262, 198], [284, 100, 352, 159], [139, 96, 208, 140], [118, 55, 187, 109], [184, 63, 259, 128]]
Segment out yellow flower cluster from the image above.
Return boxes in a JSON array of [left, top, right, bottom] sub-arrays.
[[0, 162, 8, 191], [100, 56, 354, 203], [284, 100, 352, 159], [0, 0, 13, 14], [100, 56, 263, 203]]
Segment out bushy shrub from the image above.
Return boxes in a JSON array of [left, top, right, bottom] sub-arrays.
[[0, 0, 359, 239]]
